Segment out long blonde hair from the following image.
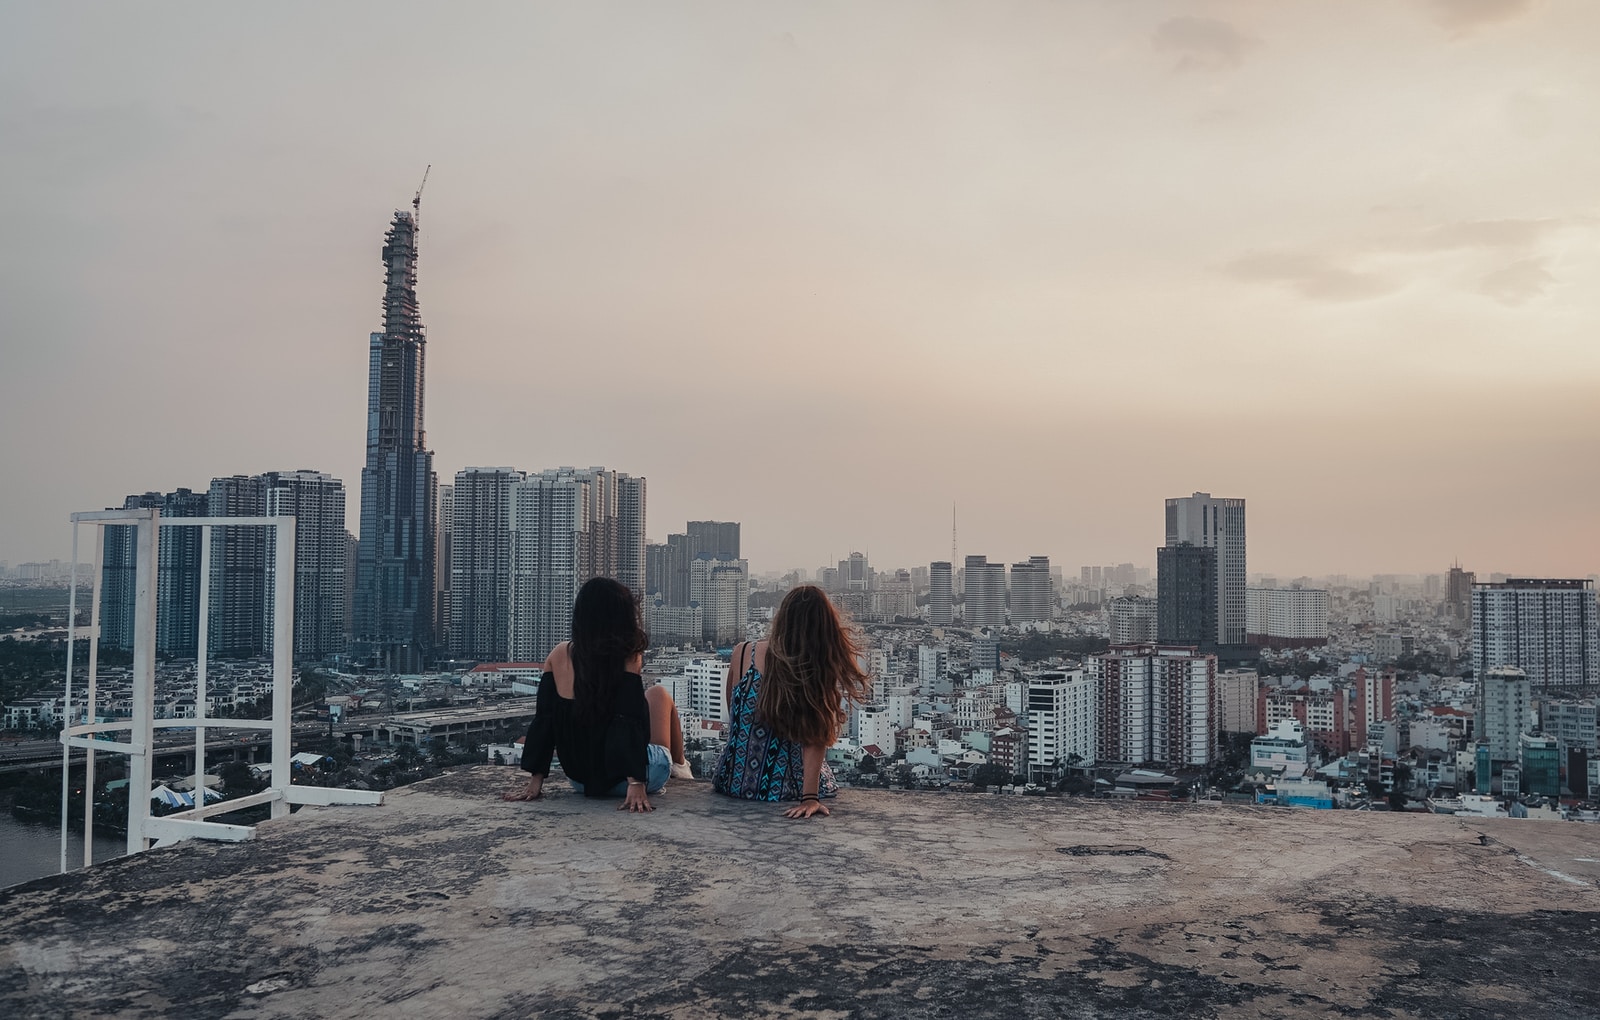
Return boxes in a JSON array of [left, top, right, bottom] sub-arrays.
[[755, 585, 872, 747]]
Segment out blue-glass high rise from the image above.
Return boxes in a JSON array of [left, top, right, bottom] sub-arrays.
[[354, 192, 437, 672]]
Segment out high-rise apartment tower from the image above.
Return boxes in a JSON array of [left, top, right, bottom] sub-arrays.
[[507, 467, 647, 661], [1009, 556, 1053, 625], [449, 468, 524, 661], [264, 471, 349, 659], [207, 474, 269, 657], [1156, 544, 1215, 646], [927, 561, 954, 627], [964, 555, 1006, 629], [1471, 579, 1598, 689], [1092, 644, 1216, 767], [1164, 492, 1246, 646], [101, 489, 207, 656]]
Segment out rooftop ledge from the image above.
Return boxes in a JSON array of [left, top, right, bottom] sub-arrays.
[[3, 771, 1598, 1020]]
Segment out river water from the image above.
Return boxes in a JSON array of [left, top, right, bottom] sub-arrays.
[[0, 812, 126, 888]]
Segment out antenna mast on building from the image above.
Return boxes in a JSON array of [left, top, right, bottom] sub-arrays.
[[951, 502, 957, 565]]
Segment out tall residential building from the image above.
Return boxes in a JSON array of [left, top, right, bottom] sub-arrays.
[[508, 471, 584, 663], [971, 629, 1000, 672], [1107, 595, 1157, 645], [874, 569, 916, 621], [100, 489, 207, 655], [910, 565, 929, 592], [1519, 733, 1561, 798], [1164, 492, 1246, 645], [856, 704, 898, 756], [1009, 556, 1053, 624], [449, 468, 524, 661], [645, 542, 673, 599], [436, 484, 454, 651], [344, 531, 357, 640], [660, 533, 696, 605], [660, 657, 729, 724], [829, 590, 872, 622], [885, 685, 916, 730], [927, 561, 954, 627], [157, 489, 208, 656], [918, 645, 949, 688], [354, 192, 438, 673], [1471, 579, 1599, 689], [685, 521, 740, 561], [99, 506, 144, 651], [264, 471, 348, 659], [649, 521, 723, 608], [964, 555, 1006, 629], [1539, 699, 1598, 755], [1091, 644, 1216, 767], [1244, 587, 1329, 649], [1479, 666, 1531, 761], [1351, 667, 1394, 751], [507, 467, 647, 660], [691, 555, 749, 647], [1216, 669, 1260, 735], [613, 475, 648, 598], [1156, 544, 1215, 646], [649, 519, 738, 645], [1445, 563, 1475, 621], [207, 474, 268, 658], [1025, 670, 1098, 781], [645, 600, 703, 647], [1259, 685, 1350, 755], [839, 552, 871, 592]]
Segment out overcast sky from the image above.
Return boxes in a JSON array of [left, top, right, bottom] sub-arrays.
[[4, 1, 1599, 579]]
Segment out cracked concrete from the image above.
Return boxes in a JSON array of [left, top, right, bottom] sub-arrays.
[[2, 767, 1598, 1018]]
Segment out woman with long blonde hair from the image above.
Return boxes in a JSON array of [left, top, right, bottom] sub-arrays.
[[711, 585, 872, 818]]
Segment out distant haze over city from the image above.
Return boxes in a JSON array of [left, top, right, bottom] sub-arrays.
[[4, 2, 1600, 577]]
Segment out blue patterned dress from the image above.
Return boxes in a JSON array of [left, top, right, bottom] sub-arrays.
[[712, 659, 838, 801]]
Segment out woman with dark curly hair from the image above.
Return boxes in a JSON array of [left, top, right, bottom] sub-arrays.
[[504, 577, 691, 813], [712, 585, 873, 819]]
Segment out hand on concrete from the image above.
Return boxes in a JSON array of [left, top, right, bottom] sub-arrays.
[[619, 783, 653, 813], [782, 800, 830, 820], [503, 776, 544, 801]]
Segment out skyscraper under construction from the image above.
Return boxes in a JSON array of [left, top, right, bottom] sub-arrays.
[[354, 179, 437, 672]]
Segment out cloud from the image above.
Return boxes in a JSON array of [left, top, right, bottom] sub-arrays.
[[1478, 257, 1556, 305], [1228, 217, 1590, 304], [1151, 17, 1259, 72], [1225, 252, 1401, 302], [1426, 0, 1536, 36], [1395, 217, 1567, 253]]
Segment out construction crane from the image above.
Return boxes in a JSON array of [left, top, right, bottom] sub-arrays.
[[412, 164, 431, 219]]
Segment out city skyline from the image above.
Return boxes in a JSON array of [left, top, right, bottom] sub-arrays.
[[6, 3, 1600, 577]]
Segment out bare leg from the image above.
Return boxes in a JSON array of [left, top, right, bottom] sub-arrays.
[[669, 697, 685, 764], [645, 685, 687, 764]]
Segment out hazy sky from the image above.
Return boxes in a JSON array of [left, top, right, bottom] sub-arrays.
[[4, 1, 1599, 579]]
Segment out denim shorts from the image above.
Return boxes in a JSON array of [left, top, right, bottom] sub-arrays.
[[569, 743, 670, 796]]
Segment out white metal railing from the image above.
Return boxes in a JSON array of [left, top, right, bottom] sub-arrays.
[[59, 508, 381, 871]]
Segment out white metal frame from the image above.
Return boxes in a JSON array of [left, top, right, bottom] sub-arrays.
[[60, 509, 381, 871]]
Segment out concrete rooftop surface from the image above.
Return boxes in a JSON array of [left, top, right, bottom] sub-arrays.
[[3, 770, 1600, 1020]]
